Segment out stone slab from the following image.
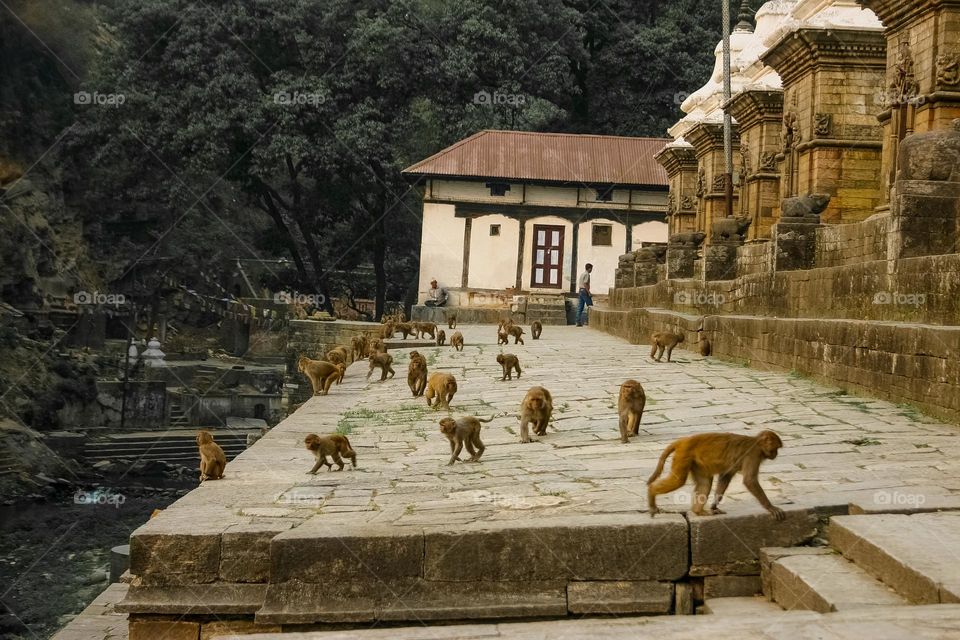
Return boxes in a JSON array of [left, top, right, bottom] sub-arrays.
[[759, 546, 833, 597], [50, 583, 129, 640], [117, 583, 266, 614], [848, 494, 960, 515], [700, 596, 788, 616], [702, 574, 762, 599], [566, 581, 673, 615], [769, 552, 908, 613]]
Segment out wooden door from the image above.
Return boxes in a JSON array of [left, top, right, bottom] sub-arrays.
[[531, 224, 564, 289]]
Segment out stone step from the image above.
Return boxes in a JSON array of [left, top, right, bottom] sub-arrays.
[[767, 551, 909, 612], [699, 596, 785, 616], [829, 513, 960, 604]]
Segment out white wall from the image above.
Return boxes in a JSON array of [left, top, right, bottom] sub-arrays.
[[418, 203, 465, 303], [467, 215, 520, 290], [577, 219, 627, 295], [520, 216, 575, 293], [631, 220, 669, 246]]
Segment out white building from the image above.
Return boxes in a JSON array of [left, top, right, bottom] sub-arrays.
[[403, 130, 670, 305]]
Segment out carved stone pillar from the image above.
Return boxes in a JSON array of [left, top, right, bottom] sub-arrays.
[[685, 122, 740, 243]]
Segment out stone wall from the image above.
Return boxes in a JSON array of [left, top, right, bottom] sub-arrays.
[[736, 241, 775, 278], [815, 214, 889, 268], [285, 320, 381, 404]]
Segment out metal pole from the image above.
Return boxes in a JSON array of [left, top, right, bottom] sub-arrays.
[[722, 0, 734, 219]]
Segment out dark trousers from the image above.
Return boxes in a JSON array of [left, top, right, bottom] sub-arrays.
[[425, 300, 445, 307], [576, 288, 593, 324]]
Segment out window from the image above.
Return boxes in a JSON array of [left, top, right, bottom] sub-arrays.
[[489, 224, 501, 236], [592, 224, 613, 246], [486, 181, 510, 196], [595, 186, 614, 202]]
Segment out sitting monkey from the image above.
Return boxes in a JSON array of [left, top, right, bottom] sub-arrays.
[[196, 430, 226, 482]]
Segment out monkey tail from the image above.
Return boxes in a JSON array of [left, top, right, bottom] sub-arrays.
[[647, 442, 676, 485]]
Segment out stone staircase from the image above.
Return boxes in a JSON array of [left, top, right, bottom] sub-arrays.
[[167, 397, 190, 427], [82, 429, 252, 465]]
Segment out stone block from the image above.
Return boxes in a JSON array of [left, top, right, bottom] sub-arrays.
[[201, 620, 281, 639], [759, 546, 833, 598], [703, 574, 762, 599], [689, 508, 819, 576], [129, 526, 222, 586], [221, 522, 294, 583], [567, 581, 673, 615], [117, 584, 266, 615], [129, 618, 199, 640]]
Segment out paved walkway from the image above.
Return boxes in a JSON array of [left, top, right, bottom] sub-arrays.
[[215, 324, 960, 528]]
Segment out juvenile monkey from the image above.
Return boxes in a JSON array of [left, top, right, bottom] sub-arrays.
[[647, 430, 786, 520], [447, 313, 458, 329], [439, 416, 493, 465], [436, 329, 446, 346], [395, 322, 416, 339], [530, 321, 542, 340], [650, 331, 685, 362], [496, 353, 522, 380], [518, 386, 553, 443], [297, 356, 345, 395], [367, 353, 396, 381], [379, 322, 395, 339], [450, 331, 464, 351], [497, 326, 510, 345], [196, 430, 226, 481], [367, 338, 386, 356], [351, 335, 369, 361], [506, 324, 525, 345], [415, 322, 438, 339], [698, 328, 712, 357], [617, 379, 646, 443], [304, 433, 357, 472], [424, 372, 457, 410], [407, 350, 428, 397]]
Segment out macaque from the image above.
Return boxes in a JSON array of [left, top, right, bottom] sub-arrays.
[[450, 331, 464, 351], [439, 416, 493, 465], [647, 430, 786, 520], [436, 329, 446, 346], [379, 322, 395, 339], [447, 314, 458, 329], [297, 356, 345, 395], [416, 322, 438, 339], [367, 338, 386, 356], [617, 379, 646, 443], [408, 350, 428, 397], [497, 326, 509, 345], [326, 346, 349, 365], [425, 372, 457, 410], [351, 335, 369, 361], [395, 322, 416, 339], [496, 353, 521, 380], [506, 324, 525, 345], [698, 328, 712, 357], [367, 353, 396, 381], [518, 386, 553, 443], [304, 433, 357, 472], [650, 331, 685, 362], [196, 430, 226, 481], [530, 321, 542, 340]]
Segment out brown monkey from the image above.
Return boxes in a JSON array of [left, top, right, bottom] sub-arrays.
[[304, 433, 357, 472], [447, 313, 458, 329], [424, 372, 457, 410], [395, 322, 416, 339], [650, 332, 685, 362], [506, 324, 525, 345], [450, 331, 464, 351], [351, 335, 369, 361], [436, 329, 446, 346], [530, 321, 542, 340], [518, 386, 553, 443], [496, 353, 522, 380], [617, 380, 646, 443], [407, 350, 428, 397], [196, 430, 226, 481], [297, 356, 345, 395], [415, 322, 438, 339], [379, 321, 395, 339], [366, 353, 396, 381], [647, 430, 785, 520], [367, 338, 386, 356], [326, 346, 349, 365], [497, 326, 509, 345], [698, 328, 712, 357], [439, 416, 493, 465]]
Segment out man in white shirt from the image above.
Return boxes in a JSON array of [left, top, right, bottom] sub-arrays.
[[425, 278, 448, 307], [576, 263, 593, 326]]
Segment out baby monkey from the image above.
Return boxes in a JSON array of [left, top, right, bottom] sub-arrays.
[[439, 416, 493, 466], [304, 433, 357, 472], [496, 353, 522, 380]]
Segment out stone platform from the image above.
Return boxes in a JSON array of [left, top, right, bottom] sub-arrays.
[[117, 325, 960, 635]]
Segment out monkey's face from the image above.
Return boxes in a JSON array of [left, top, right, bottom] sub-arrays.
[[304, 435, 318, 450], [297, 357, 308, 373], [759, 431, 783, 459], [439, 418, 455, 434], [496, 355, 504, 364]]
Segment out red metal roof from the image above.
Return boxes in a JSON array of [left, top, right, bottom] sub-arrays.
[[403, 130, 671, 187]]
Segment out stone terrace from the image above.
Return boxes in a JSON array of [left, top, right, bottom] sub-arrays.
[[119, 325, 960, 631]]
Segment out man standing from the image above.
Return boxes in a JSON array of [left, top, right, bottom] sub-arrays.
[[576, 263, 593, 326], [425, 278, 448, 307]]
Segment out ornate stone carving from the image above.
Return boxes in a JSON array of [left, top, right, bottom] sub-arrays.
[[814, 113, 832, 138], [739, 141, 751, 183], [712, 174, 727, 192], [781, 193, 831, 222], [711, 216, 752, 244], [680, 195, 695, 211], [937, 52, 960, 88], [667, 193, 677, 215], [780, 112, 800, 156], [889, 39, 921, 107], [759, 152, 778, 173], [696, 166, 706, 197]]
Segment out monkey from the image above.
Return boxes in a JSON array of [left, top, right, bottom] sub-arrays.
[[424, 372, 457, 410], [297, 356, 345, 395], [439, 416, 494, 465], [304, 433, 357, 472], [518, 386, 553, 443], [530, 320, 542, 340], [366, 352, 396, 381], [617, 379, 646, 444], [436, 329, 446, 346], [196, 430, 226, 481], [407, 350, 428, 397], [647, 430, 786, 520], [650, 331, 685, 362], [447, 313, 458, 329], [698, 328, 712, 357], [351, 335, 369, 361], [379, 321, 395, 339], [450, 331, 464, 351], [367, 338, 386, 356], [496, 353, 521, 380], [497, 326, 510, 345], [506, 324, 525, 345], [326, 346, 349, 365], [394, 322, 416, 339], [415, 322, 438, 339]]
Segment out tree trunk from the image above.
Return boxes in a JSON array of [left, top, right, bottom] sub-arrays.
[[257, 189, 310, 283], [373, 212, 387, 321]]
